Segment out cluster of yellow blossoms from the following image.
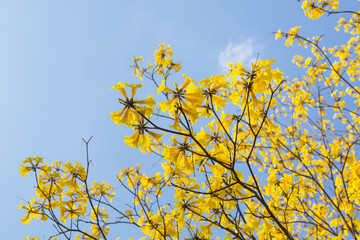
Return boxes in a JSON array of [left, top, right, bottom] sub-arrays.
[[19, 156, 115, 240], [20, 0, 360, 239], [302, 0, 339, 19]]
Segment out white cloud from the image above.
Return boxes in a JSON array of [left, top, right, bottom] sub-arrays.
[[218, 38, 260, 73]]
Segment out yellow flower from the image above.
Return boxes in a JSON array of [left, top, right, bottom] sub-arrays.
[[90, 206, 109, 222], [285, 26, 301, 46], [275, 29, 284, 39], [59, 201, 86, 223], [124, 113, 164, 153], [63, 162, 87, 189], [229, 62, 267, 107], [302, 0, 324, 19], [199, 75, 228, 111], [38, 170, 64, 191], [125, 209, 133, 216], [154, 43, 181, 74], [90, 181, 115, 202], [111, 82, 155, 126], [20, 156, 49, 177], [302, 0, 338, 20], [158, 76, 201, 124], [18, 199, 41, 224], [163, 136, 198, 174]]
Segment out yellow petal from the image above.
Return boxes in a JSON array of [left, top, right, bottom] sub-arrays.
[[112, 82, 128, 99], [157, 80, 173, 95]]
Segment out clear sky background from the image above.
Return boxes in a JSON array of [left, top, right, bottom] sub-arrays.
[[0, 0, 358, 239]]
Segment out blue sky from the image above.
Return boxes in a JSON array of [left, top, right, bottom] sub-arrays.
[[0, 0, 358, 239]]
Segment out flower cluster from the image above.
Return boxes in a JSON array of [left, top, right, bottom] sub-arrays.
[[19, 157, 115, 240]]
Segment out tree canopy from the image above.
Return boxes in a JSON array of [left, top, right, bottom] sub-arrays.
[[19, 0, 360, 239]]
